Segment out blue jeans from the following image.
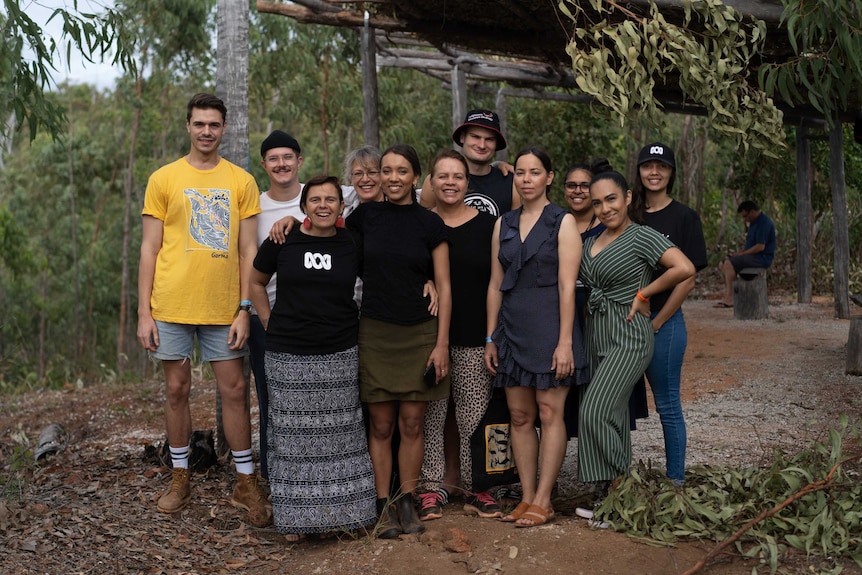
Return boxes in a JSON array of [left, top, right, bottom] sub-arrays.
[[645, 308, 687, 482], [248, 315, 269, 479]]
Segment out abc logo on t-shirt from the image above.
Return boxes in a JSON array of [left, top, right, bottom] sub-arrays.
[[304, 252, 332, 270]]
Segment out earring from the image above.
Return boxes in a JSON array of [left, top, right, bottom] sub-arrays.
[[302, 217, 312, 229], [335, 216, 345, 228]]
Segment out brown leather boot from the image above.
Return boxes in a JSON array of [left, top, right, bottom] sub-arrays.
[[157, 467, 191, 513], [231, 473, 273, 527]]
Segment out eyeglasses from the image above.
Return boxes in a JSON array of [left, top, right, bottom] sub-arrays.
[[565, 181, 590, 192], [350, 170, 380, 179], [265, 153, 297, 163]]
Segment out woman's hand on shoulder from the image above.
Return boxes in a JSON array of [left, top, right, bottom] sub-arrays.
[[268, 216, 299, 244]]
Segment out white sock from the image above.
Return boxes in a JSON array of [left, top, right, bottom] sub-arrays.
[[232, 448, 254, 475], [170, 445, 189, 469]]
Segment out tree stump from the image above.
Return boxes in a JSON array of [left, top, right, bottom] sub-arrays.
[[846, 316, 862, 375], [733, 268, 768, 320]]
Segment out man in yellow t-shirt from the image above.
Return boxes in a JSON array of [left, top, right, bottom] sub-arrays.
[[137, 93, 271, 527]]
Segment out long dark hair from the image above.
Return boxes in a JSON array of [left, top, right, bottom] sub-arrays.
[[591, 170, 644, 224]]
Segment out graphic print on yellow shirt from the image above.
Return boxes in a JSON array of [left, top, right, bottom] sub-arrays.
[[184, 187, 231, 252]]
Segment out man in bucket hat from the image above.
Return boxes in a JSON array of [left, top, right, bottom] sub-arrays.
[[420, 109, 519, 217]]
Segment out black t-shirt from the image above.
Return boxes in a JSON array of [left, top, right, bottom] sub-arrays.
[[448, 211, 496, 346], [346, 200, 448, 325], [253, 227, 359, 354], [642, 199, 708, 312], [465, 167, 514, 217]]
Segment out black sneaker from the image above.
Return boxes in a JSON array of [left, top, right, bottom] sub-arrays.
[[417, 490, 446, 521], [463, 491, 502, 518]]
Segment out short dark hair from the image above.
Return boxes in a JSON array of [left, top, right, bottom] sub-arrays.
[[300, 175, 343, 214], [186, 93, 227, 123], [430, 149, 469, 178], [737, 200, 759, 213]]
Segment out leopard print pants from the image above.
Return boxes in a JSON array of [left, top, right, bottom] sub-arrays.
[[420, 345, 493, 493]]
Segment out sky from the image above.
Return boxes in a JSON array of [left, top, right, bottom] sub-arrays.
[[21, 0, 122, 90]]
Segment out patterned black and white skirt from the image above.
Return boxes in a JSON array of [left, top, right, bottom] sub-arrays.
[[265, 345, 377, 535]]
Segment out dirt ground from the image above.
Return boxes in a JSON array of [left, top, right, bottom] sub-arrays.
[[2, 295, 861, 575]]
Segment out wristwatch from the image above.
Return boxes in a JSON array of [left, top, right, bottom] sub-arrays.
[[236, 303, 253, 315]]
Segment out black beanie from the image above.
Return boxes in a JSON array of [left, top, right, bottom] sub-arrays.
[[260, 130, 301, 157]]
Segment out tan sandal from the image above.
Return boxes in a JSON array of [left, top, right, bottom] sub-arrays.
[[514, 504, 555, 528], [499, 501, 530, 523]]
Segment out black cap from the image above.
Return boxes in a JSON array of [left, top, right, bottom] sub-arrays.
[[452, 109, 507, 151], [637, 142, 675, 168], [260, 130, 301, 157]]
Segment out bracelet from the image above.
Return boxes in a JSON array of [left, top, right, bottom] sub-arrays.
[[240, 299, 253, 306], [636, 290, 649, 303], [484, 336, 493, 344]]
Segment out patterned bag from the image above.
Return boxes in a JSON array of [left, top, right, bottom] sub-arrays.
[[470, 388, 518, 492]]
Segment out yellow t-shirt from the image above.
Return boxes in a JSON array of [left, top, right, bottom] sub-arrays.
[[142, 157, 261, 325]]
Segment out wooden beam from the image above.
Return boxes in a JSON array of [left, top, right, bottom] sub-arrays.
[[256, 0, 406, 30], [377, 55, 577, 87], [828, 122, 851, 318], [795, 124, 812, 304]]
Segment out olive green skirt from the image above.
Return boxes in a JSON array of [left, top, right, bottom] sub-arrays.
[[358, 317, 451, 403]]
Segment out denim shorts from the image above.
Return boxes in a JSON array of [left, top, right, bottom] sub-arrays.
[[151, 321, 247, 362]]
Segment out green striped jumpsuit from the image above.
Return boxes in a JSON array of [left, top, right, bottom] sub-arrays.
[[577, 223, 673, 482]]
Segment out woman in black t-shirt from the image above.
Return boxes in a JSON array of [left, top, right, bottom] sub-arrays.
[[633, 142, 708, 485], [417, 150, 501, 521], [250, 175, 377, 542], [347, 144, 452, 538]]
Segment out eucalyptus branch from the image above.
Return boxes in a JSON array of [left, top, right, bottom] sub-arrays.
[[681, 455, 860, 575]]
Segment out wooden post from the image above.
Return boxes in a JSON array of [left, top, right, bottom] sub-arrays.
[[795, 124, 812, 304], [451, 61, 467, 140], [733, 268, 768, 320], [361, 11, 379, 148], [846, 317, 862, 375], [828, 121, 850, 318], [495, 88, 507, 162]]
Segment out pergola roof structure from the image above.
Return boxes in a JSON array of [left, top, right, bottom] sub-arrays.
[[257, 0, 862, 125]]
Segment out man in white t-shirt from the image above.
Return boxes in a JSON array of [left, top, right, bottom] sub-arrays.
[[250, 130, 357, 478]]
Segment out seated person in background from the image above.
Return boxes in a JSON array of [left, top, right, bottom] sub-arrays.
[[716, 200, 776, 308]]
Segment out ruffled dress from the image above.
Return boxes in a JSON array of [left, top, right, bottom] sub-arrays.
[[491, 203, 589, 389]]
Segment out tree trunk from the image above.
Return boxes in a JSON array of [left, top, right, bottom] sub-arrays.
[[119, 74, 143, 380], [846, 317, 862, 376], [321, 47, 330, 173], [828, 122, 850, 318], [215, 0, 251, 456], [795, 125, 812, 304], [216, 0, 250, 169], [67, 97, 81, 364]]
